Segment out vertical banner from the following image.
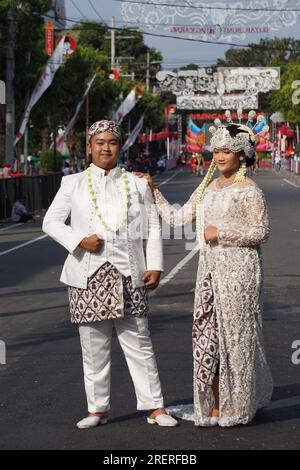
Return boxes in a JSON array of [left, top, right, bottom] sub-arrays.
[[121, 114, 145, 153], [54, 74, 97, 152], [113, 87, 142, 125], [45, 21, 54, 57], [15, 36, 67, 145]]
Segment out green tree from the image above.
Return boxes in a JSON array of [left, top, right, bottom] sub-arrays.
[[1, 11, 166, 166], [44, 21, 165, 158], [40, 148, 62, 173], [269, 61, 300, 125], [216, 37, 300, 113], [179, 63, 199, 71], [74, 21, 163, 88], [217, 37, 300, 67], [0, 1, 52, 163]]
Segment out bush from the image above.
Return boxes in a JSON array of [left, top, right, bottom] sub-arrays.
[[257, 152, 272, 160], [40, 150, 62, 173]]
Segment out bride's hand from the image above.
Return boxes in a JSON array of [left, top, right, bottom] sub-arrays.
[[133, 172, 157, 191], [204, 225, 218, 244]]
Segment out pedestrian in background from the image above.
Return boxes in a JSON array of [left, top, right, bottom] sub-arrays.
[[11, 198, 34, 223]]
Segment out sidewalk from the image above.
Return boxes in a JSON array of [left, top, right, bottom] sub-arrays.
[[0, 212, 44, 228]]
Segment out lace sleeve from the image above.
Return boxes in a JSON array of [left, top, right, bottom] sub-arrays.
[[218, 188, 270, 247], [152, 186, 198, 227]]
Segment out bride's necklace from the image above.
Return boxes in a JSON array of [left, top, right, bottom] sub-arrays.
[[86, 165, 129, 233], [216, 173, 237, 189]]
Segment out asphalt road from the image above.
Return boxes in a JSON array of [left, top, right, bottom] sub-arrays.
[[0, 167, 300, 450]]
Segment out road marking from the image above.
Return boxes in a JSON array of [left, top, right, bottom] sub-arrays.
[[0, 170, 182, 256], [0, 234, 47, 257], [0, 223, 25, 232], [152, 170, 197, 292], [283, 179, 300, 188], [157, 170, 181, 187], [153, 245, 199, 294]]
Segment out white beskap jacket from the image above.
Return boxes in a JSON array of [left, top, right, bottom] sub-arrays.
[[42, 168, 163, 289]]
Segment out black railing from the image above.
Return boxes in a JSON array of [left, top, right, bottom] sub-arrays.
[[0, 173, 63, 220]]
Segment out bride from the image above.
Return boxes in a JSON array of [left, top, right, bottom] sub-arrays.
[[135, 114, 273, 427]]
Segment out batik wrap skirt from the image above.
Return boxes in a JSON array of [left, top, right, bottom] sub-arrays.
[[68, 261, 149, 324], [192, 272, 219, 391]]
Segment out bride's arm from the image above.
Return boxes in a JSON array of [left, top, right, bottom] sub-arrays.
[[134, 172, 198, 227]]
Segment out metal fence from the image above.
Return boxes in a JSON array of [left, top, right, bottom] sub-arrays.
[[0, 173, 62, 220]]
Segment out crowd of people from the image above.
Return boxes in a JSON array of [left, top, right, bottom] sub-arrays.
[[274, 148, 300, 171], [125, 153, 167, 174], [0, 153, 169, 179]]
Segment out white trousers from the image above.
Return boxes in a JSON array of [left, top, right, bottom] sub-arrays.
[[78, 315, 164, 413]]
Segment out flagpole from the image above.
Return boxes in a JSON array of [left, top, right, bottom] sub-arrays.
[[53, 28, 57, 173], [24, 125, 28, 175], [23, 52, 31, 176], [126, 116, 131, 164]]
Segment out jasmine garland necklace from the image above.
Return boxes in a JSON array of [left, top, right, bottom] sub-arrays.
[[86, 165, 129, 233]]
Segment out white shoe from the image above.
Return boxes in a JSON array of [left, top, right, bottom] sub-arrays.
[[198, 416, 219, 427], [147, 413, 178, 427], [76, 415, 108, 429]]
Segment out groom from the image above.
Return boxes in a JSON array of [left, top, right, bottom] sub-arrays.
[[43, 120, 177, 429]]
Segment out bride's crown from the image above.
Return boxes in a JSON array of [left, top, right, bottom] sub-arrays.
[[209, 109, 269, 158]]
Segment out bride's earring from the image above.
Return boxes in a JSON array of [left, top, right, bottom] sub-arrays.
[[234, 161, 247, 183]]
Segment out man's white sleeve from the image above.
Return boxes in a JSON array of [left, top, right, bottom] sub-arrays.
[[42, 177, 86, 255]]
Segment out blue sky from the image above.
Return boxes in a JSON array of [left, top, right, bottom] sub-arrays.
[[65, 0, 300, 68]]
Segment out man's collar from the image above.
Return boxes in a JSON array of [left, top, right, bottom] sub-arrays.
[[90, 163, 120, 178]]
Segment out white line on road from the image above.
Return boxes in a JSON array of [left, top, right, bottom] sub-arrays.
[[0, 222, 25, 232], [0, 234, 48, 257], [157, 170, 182, 187], [0, 170, 182, 257], [152, 245, 199, 294], [283, 178, 300, 188], [153, 170, 199, 290]]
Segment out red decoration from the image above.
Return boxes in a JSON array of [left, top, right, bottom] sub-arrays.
[[109, 68, 119, 80], [45, 21, 54, 57], [139, 132, 178, 143]]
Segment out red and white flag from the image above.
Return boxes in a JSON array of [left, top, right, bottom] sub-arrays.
[[121, 114, 144, 153], [113, 86, 142, 125], [54, 74, 97, 152], [15, 36, 67, 145]]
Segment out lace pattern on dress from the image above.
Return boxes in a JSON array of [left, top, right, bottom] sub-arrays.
[[154, 182, 273, 427]]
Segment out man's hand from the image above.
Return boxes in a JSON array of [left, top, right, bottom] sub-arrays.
[[204, 225, 218, 244], [142, 271, 161, 290], [79, 234, 102, 253]]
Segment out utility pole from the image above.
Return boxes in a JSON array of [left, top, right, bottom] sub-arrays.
[[106, 20, 135, 76], [23, 52, 31, 176], [111, 16, 115, 68], [5, 7, 16, 164], [146, 51, 150, 92]]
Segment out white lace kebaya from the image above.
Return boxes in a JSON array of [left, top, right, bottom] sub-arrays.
[[153, 179, 273, 427]]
